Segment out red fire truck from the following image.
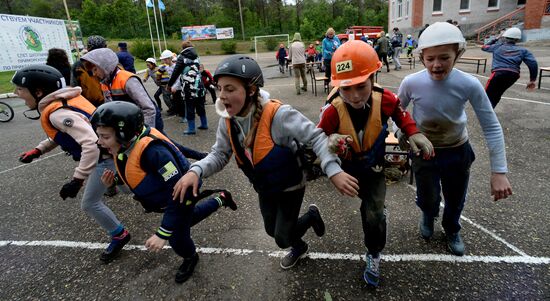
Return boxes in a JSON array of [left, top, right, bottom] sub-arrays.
[[337, 26, 384, 43]]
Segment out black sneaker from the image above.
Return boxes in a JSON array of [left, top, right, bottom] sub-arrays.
[[280, 243, 309, 269], [419, 213, 434, 239], [446, 232, 465, 256], [308, 204, 325, 237], [219, 190, 237, 211], [175, 253, 199, 283], [100, 231, 131, 263]]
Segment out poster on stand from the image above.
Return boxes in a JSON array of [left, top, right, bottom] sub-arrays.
[[65, 20, 84, 52], [216, 27, 234, 40], [0, 14, 73, 71]]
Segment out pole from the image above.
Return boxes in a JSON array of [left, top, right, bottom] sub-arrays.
[[238, 0, 245, 40], [158, 5, 167, 49], [62, 0, 80, 60], [145, 0, 156, 58], [151, 0, 162, 51]]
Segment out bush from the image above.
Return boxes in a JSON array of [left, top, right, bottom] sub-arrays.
[[264, 37, 278, 51], [221, 40, 237, 54], [131, 40, 154, 60]]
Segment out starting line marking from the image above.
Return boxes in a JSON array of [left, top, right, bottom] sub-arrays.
[[1, 240, 548, 265]]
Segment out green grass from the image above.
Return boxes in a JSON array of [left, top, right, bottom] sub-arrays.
[[0, 71, 15, 95]]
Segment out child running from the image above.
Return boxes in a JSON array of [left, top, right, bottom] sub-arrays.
[[397, 22, 513, 256], [317, 41, 434, 287], [172, 55, 359, 269], [13, 65, 131, 263], [93, 101, 236, 283]]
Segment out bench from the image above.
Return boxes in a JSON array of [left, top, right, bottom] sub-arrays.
[[307, 63, 329, 96], [457, 56, 487, 74], [289, 61, 322, 76], [538, 67, 550, 89], [385, 132, 413, 185], [398, 55, 416, 69]]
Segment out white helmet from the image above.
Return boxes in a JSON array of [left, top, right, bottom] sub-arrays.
[[145, 57, 156, 65], [159, 50, 173, 60], [407, 34, 412, 39], [502, 27, 521, 40], [416, 22, 466, 53]]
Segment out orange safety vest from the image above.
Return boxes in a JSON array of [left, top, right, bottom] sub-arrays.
[[40, 95, 96, 161], [101, 69, 139, 102]]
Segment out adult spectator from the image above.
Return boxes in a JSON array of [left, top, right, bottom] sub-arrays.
[[116, 42, 136, 74], [289, 32, 308, 95], [70, 35, 107, 107], [482, 27, 538, 108], [390, 27, 403, 70], [46, 48, 71, 85], [322, 28, 341, 88], [375, 31, 390, 72]]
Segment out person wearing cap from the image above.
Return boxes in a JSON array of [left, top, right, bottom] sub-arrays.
[[172, 55, 359, 270], [143, 57, 163, 111], [116, 42, 136, 74], [156, 50, 176, 115], [482, 27, 538, 108], [318, 41, 433, 287], [12, 65, 132, 263], [397, 22, 513, 257], [70, 35, 108, 107], [80, 48, 163, 131]]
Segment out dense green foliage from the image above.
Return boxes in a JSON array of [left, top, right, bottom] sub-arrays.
[[0, 0, 388, 40]]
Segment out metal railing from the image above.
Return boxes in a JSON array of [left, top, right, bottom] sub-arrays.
[[475, 6, 525, 43]]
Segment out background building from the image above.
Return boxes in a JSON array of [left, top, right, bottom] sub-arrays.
[[388, 0, 550, 42]]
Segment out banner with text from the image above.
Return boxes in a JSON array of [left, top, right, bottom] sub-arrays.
[[181, 25, 217, 41], [0, 14, 72, 72], [215, 27, 234, 40]]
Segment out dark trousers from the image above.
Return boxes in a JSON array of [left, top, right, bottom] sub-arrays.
[[485, 70, 520, 108], [258, 187, 311, 249], [206, 85, 217, 104], [169, 198, 219, 258], [172, 90, 185, 117], [323, 59, 332, 85], [153, 87, 163, 110], [184, 92, 206, 121], [412, 142, 476, 235], [378, 53, 389, 71]]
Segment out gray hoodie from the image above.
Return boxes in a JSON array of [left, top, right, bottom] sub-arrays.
[[189, 90, 343, 191], [81, 48, 157, 127]]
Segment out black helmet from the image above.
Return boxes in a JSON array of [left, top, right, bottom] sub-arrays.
[[11, 64, 65, 100], [213, 55, 264, 87], [87, 35, 107, 51], [91, 101, 144, 143]]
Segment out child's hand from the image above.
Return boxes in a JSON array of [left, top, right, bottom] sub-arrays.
[[329, 171, 359, 197], [172, 171, 200, 203], [145, 234, 167, 252], [328, 134, 353, 156], [490, 173, 513, 201], [101, 169, 116, 187], [408, 133, 435, 160]]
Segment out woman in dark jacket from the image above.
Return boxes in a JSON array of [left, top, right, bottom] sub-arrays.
[[46, 48, 71, 85]]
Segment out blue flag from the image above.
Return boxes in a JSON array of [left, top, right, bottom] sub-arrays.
[[145, 0, 154, 8], [158, 0, 166, 11]]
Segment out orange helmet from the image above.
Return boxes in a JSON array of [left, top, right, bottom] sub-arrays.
[[331, 40, 382, 87]]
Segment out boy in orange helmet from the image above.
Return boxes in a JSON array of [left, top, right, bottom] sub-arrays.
[[318, 40, 434, 287]]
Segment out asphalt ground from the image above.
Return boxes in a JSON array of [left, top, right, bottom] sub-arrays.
[[0, 46, 549, 300]]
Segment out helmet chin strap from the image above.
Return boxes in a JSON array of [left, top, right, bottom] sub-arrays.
[[24, 92, 41, 120]]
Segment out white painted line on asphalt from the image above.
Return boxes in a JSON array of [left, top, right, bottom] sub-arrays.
[[1, 240, 548, 264], [0, 152, 64, 176], [405, 184, 528, 256]]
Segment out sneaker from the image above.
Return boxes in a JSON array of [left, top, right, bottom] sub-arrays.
[[301, 86, 307, 92], [446, 232, 465, 256], [100, 230, 131, 263], [363, 253, 381, 287], [308, 204, 325, 237], [104, 185, 118, 197], [419, 214, 434, 239], [198, 125, 208, 130], [280, 243, 309, 269], [220, 190, 237, 211], [175, 253, 199, 283], [180, 118, 187, 124], [183, 131, 196, 135]]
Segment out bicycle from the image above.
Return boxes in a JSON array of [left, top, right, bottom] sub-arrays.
[[0, 101, 14, 122]]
